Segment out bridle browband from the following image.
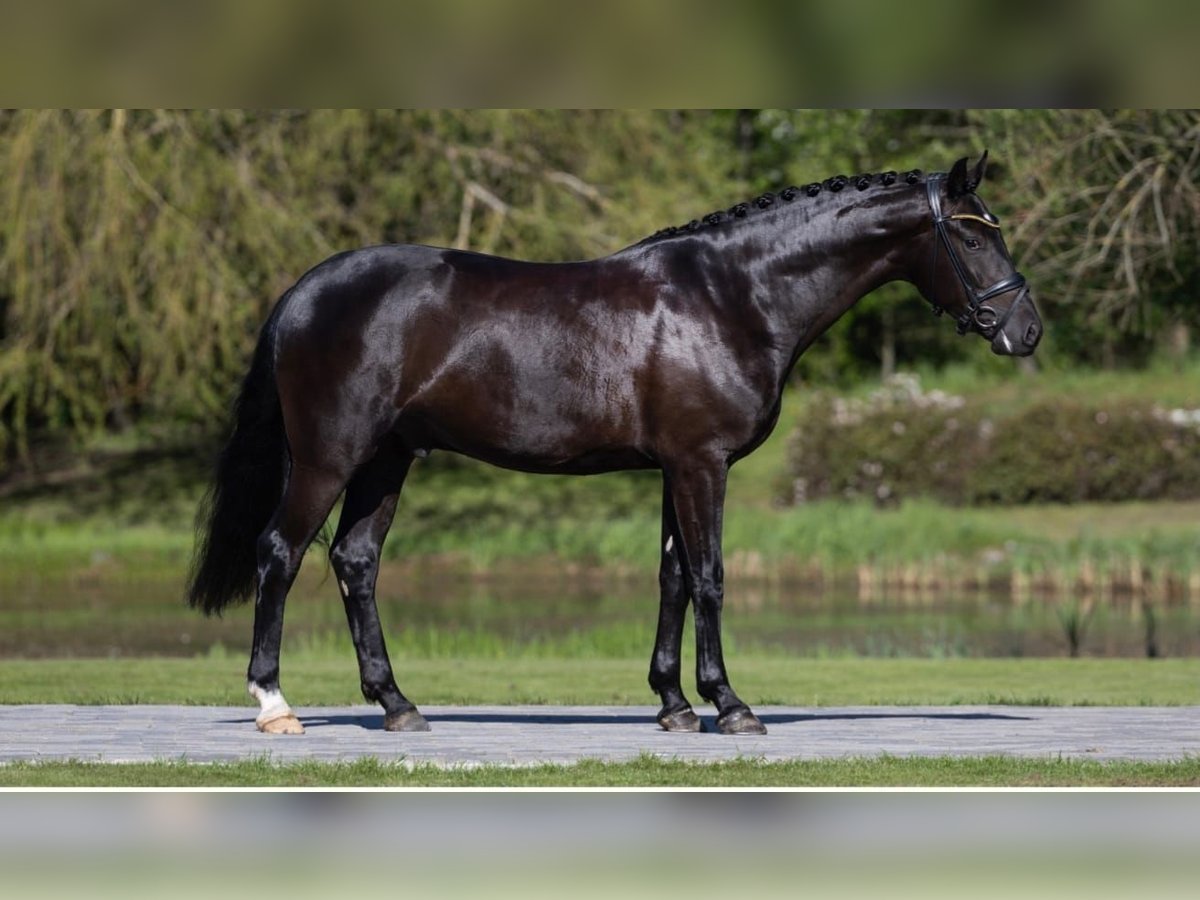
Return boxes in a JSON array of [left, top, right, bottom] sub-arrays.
[[926, 173, 1029, 338]]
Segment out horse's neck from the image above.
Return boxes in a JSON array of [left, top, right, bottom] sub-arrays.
[[734, 190, 928, 382]]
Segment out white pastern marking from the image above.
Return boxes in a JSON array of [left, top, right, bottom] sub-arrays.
[[248, 681, 292, 723], [665, 535, 674, 554]]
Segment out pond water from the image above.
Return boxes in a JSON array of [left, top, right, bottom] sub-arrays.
[[3, 562, 1199, 661]]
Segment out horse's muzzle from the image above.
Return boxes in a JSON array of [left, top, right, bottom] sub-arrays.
[[990, 291, 1042, 357]]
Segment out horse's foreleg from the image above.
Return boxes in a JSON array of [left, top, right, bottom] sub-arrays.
[[649, 476, 701, 732], [330, 450, 429, 732], [248, 463, 346, 734], [664, 458, 765, 736]]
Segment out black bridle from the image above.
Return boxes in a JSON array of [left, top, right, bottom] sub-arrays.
[[926, 173, 1029, 338]]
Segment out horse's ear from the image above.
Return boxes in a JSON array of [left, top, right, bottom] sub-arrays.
[[946, 156, 972, 198], [970, 150, 989, 191], [947, 151, 987, 198]]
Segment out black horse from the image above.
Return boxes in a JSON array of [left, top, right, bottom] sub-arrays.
[[188, 152, 1041, 736]]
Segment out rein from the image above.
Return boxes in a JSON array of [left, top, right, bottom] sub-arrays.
[[926, 173, 1029, 338]]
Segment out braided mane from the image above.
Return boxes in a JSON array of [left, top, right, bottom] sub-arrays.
[[639, 169, 926, 245]]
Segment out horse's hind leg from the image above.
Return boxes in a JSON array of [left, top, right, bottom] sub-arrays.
[[248, 462, 347, 734], [329, 447, 429, 732], [649, 476, 701, 732]]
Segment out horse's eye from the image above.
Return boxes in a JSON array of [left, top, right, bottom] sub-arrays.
[[965, 238, 981, 251]]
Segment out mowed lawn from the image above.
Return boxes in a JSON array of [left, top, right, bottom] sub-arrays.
[[6, 755, 1200, 788], [2, 655, 1197, 707]]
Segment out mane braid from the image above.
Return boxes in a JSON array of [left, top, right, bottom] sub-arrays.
[[640, 168, 924, 245]]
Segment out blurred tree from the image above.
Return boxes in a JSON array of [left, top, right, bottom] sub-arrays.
[[970, 109, 1200, 367]]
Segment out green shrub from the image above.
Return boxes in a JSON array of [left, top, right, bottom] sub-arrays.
[[784, 375, 1200, 506]]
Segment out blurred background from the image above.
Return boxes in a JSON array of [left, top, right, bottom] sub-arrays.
[[1, 109, 1199, 683], [3, 792, 1200, 897]]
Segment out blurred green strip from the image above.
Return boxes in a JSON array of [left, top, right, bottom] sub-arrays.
[[1, 657, 1195, 706]]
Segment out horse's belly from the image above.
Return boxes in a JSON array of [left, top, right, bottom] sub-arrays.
[[395, 399, 652, 475], [462, 445, 654, 476]]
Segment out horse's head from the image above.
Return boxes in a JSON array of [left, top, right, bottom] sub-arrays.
[[918, 152, 1042, 357]]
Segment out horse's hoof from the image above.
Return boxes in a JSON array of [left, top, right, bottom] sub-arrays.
[[716, 708, 767, 736], [658, 708, 702, 733], [257, 713, 305, 735], [384, 709, 431, 732]]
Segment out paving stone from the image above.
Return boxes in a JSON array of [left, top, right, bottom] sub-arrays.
[[0, 704, 1197, 765]]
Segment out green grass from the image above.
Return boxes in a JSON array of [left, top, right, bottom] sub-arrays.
[[4, 491, 1200, 584], [4, 753, 1200, 787], [2, 656, 1196, 706]]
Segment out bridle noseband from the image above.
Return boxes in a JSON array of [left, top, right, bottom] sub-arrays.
[[926, 173, 1029, 338]]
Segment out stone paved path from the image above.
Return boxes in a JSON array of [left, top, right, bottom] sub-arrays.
[[1, 704, 1197, 765]]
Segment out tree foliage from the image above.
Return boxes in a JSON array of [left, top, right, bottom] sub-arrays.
[[972, 109, 1200, 364]]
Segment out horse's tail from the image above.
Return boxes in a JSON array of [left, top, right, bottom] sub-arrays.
[[187, 308, 288, 617]]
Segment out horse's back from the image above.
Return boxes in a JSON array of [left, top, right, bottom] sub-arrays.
[[275, 242, 629, 333]]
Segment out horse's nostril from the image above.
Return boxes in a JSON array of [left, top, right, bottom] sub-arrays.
[[1025, 322, 1041, 346]]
